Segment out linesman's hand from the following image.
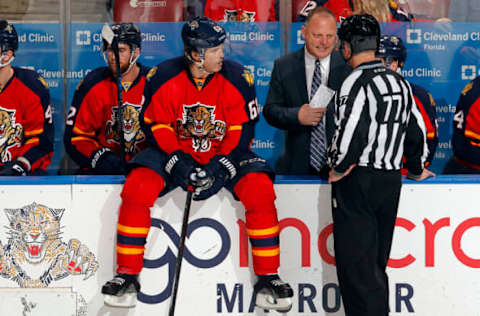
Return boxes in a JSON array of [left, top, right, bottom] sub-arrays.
[[298, 104, 326, 126], [407, 168, 435, 181], [328, 164, 356, 183]]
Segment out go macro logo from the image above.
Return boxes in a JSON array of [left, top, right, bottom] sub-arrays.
[[138, 218, 230, 304]]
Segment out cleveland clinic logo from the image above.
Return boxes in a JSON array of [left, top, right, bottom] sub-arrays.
[[297, 30, 305, 45], [406, 29, 422, 44], [461, 65, 478, 80], [76, 30, 91, 45]]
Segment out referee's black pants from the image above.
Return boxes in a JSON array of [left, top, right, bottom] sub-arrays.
[[331, 167, 401, 316]]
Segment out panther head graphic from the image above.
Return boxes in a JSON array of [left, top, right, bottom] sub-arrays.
[[0, 202, 98, 288], [105, 102, 145, 153], [239, 10, 256, 22], [0, 107, 23, 162], [223, 9, 239, 22], [5, 203, 64, 264], [177, 103, 226, 152], [187, 105, 215, 137]]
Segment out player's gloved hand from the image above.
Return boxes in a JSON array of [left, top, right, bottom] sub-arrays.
[[90, 148, 125, 175], [165, 150, 196, 191], [0, 161, 28, 176], [193, 155, 237, 201]]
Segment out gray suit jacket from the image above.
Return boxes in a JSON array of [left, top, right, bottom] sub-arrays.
[[263, 48, 351, 175]]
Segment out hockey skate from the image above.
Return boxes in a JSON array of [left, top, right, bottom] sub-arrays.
[[102, 274, 140, 308], [254, 274, 294, 311]]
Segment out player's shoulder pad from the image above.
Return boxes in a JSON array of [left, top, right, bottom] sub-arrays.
[[411, 83, 435, 106], [74, 67, 110, 93], [219, 59, 255, 100], [461, 76, 480, 96], [13, 67, 50, 97], [137, 63, 152, 77], [145, 56, 185, 91]]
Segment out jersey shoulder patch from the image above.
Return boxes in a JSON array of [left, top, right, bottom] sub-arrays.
[[76, 67, 109, 91], [13, 67, 50, 98], [462, 81, 474, 96], [219, 60, 256, 100], [146, 57, 185, 91]]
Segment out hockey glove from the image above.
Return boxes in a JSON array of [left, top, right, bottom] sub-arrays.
[[165, 150, 196, 191], [90, 148, 125, 175], [0, 161, 28, 176], [193, 155, 237, 201]]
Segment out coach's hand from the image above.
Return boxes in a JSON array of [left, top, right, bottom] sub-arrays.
[[298, 104, 326, 126]]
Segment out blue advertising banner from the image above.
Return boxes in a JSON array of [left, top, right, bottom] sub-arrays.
[[14, 23, 64, 173], [13, 22, 478, 175], [289, 22, 478, 174]]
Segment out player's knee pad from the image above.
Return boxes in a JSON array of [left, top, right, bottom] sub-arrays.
[[234, 172, 276, 211], [121, 167, 165, 207]]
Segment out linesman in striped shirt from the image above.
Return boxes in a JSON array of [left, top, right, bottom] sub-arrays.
[[328, 14, 432, 316]]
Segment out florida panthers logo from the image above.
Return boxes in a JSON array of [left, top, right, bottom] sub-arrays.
[[0, 107, 23, 162], [106, 100, 145, 154], [223, 9, 256, 22], [0, 202, 98, 288], [177, 103, 226, 152]]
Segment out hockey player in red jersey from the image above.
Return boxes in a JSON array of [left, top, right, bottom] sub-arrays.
[[0, 20, 53, 176], [101, 16, 294, 311], [64, 23, 150, 174], [375, 34, 438, 175], [443, 75, 480, 173], [204, 0, 277, 22]]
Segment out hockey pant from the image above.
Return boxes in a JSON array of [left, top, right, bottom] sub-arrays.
[[115, 167, 280, 276]]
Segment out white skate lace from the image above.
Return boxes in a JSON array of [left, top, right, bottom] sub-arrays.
[[270, 279, 286, 287], [110, 277, 126, 285]]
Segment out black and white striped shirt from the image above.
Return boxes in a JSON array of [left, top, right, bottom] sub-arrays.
[[329, 61, 428, 176]]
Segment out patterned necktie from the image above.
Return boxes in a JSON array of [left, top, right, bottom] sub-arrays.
[[310, 59, 327, 172]]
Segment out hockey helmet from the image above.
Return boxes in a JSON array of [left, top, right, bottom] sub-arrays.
[[376, 34, 407, 67], [338, 14, 380, 53], [102, 22, 142, 51], [0, 20, 18, 54], [181, 16, 226, 51]]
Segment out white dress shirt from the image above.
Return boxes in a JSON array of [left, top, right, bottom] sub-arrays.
[[304, 47, 331, 100]]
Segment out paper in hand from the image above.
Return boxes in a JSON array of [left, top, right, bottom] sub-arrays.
[[310, 84, 335, 109]]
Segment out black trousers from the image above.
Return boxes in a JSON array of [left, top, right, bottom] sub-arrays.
[[331, 167, 401, 316]]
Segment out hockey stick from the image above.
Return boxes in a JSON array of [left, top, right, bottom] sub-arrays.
[[169, 188, 194, 316], [101, 24, 126, 163]]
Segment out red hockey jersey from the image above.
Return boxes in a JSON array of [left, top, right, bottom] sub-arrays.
[[204, 0, 277, 22], [64, 65, 150, 169], [113, 0, 185, 22], [142, 57, 259, 165], [401, 83, 438, 174], [0, 67, 53, 172], [451, 77, 480, 169]]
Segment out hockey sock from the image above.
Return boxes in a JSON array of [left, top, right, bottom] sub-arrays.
[[234, 173, 280, 275], [116, 167, 165, 275]]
